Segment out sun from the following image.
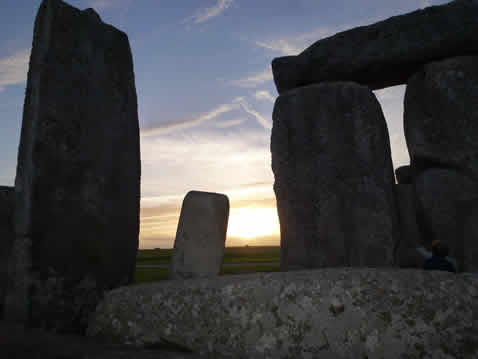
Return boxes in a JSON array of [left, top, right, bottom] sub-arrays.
[[227, 207, 280, 240]]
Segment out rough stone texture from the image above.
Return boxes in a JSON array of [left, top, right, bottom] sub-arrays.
[[169, 191, 229, 280], [87, 268, 478, 359], [0, 186, 14, 319], [272, 0, 478, 94], [463, 203, 478, 272], [4, 0, 140, 333], [395, 165, 412, 184], [394, 184, 423, 268], [405, 56, 478, 181], [0, 323, 206, 359], [271, 82, 398, 270], [414, 169, 478, 272]]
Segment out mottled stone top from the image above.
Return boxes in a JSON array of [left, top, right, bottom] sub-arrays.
[[88, 268, 478, 359]]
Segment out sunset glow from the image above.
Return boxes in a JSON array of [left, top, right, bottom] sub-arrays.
[[227, 207, 280, 240]]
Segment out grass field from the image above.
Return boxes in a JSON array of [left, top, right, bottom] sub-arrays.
[[135, 246, 281, 284]]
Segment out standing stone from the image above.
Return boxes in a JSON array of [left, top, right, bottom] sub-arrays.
[[4, 0, 140, 333], [394, 184, 423, 268], [272, 82, 398, 270], [0, 186, 14, 319], [414, 169, 478, 272], [272, 0, 478, 94], [463, 202, 478, 272], [395, 165, 412, 184], [169, 191, 229, 280], [405, 56, 478, 180]]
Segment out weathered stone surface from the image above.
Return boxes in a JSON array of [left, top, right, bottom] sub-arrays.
[[169, 191, 229, 280], [405, 56, 478, 181], [272, 0, 478, 94], [0, 186, 14, 319], [395, 165, 412, 184], [87, 268, 478, 358], [393, 184, 423, 268], [272, 82, 398, 270], [463, 203, 478, 272], [4, 0, 140, 333], [414, 169, 478, 272]]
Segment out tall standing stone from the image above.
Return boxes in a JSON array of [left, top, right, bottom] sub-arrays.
[[4, 0, 140, 333], [272, 82, 398, 270], [405, 56, 478, 180], [0, 186, 14, 319], [169, 191, 229, 280]]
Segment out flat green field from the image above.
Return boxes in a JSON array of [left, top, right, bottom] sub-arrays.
[[135, 246, 280, 284]]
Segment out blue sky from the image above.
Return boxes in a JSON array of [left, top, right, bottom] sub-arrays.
[[0, 0, 450, 248]]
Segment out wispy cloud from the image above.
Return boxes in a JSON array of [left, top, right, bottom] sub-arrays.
[[0, 48, 30, 90], [236, 98, 272, 130], [215, 117, 248, 128], [141, 96, 271, 135], [87, 0, 132, 10], [183, 0, 234, 24], [254, 90, 275, 103], [255, 27, 338, 56], [140, 98, 243, 136], [230, 68, 273, 88]]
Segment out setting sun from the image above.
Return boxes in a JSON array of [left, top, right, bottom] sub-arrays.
[[227, 207, 280, 240]]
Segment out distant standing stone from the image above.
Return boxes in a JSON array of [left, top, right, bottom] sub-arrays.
[[271, 82, 398, 270], [4, 0, 140, 333], [0, 186, 14, 319], [405, 56, 478, 180], [169, 191, 229, 280], [272, 0, 478, 93]]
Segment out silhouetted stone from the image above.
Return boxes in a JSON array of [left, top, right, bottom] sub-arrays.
[[271, 82, 398, 270], [463, 203, 478, 272], [395, 165, 412, 184], [394, 184, 423, 268], [4, 0, 140, 333], [272, 0, 478, 94], [414, 169, 478, 272], [169, 191, 229, 280], [0, 186, 14, 319], [405, 56, 478, 180]]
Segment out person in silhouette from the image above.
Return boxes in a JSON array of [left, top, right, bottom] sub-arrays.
[[423, 240, 456, 273]]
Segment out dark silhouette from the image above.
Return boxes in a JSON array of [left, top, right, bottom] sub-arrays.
[[424, 240, 456, 273]]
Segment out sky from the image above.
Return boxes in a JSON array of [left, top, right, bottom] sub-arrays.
[[0, 0, 450, 248]]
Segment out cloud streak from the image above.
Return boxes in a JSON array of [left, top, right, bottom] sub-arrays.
[[183, 0, 233, 24], [255, 27, 338, 56], [230, 68, 273, 88], [0, 48, 30, 90], [140, 99, 243, 136], [254, 90, 275, 103], [87, 0, 132, 10]]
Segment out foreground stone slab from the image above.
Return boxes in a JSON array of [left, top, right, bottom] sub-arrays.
[[414, 168, 478, 272], [0, 186, 14, 319], [405, 56, 478, 181], [272, 0, 478, 93], [88, 268, 478, 358], [272, 82, 397, 270], [5, 0, 140, 332], [169, 191, 229, 280]]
